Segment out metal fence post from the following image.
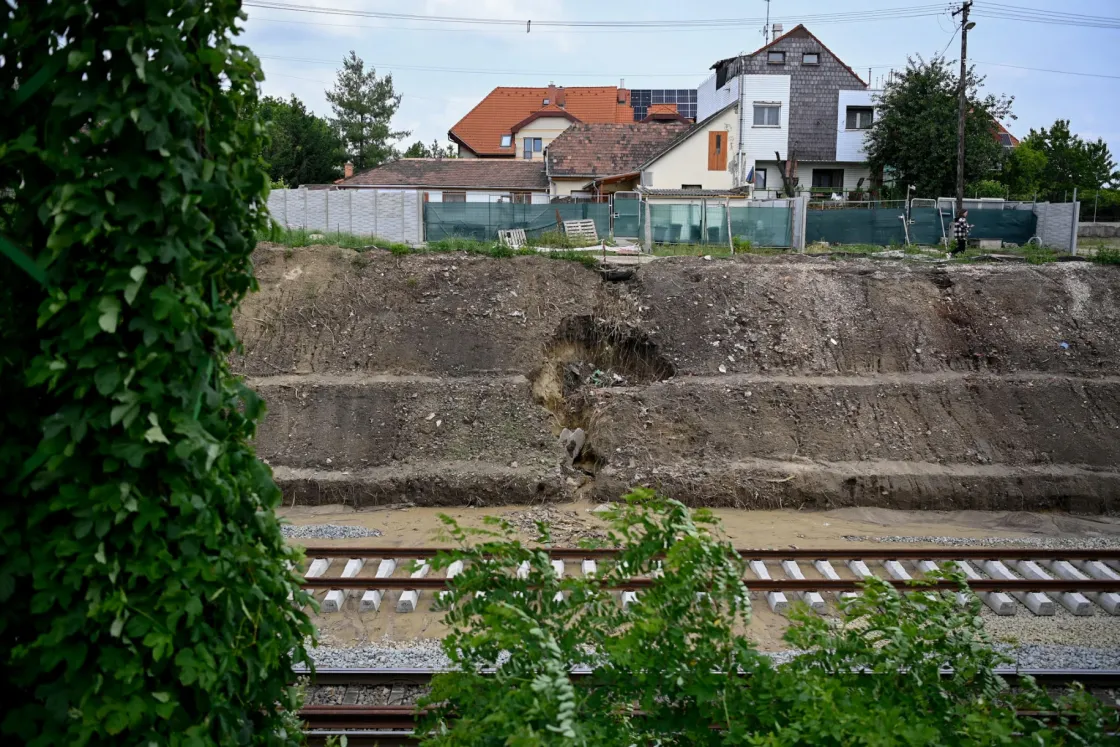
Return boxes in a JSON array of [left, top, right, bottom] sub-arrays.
[[1070, 188, 1079, 256], [643, 198, 652, 254]]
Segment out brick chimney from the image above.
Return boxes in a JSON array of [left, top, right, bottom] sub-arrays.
[[555, 86, 566, 108], [545, 83, 557, 106], [344, 161, 354, 179]]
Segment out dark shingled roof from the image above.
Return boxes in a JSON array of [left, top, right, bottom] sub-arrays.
[[336, 158, 548, 190], [547, 122, 690, 178]]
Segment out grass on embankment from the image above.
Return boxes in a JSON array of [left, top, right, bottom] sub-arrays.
[[257, 226, 599, 268]]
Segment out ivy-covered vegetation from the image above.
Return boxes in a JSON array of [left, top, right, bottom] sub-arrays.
[[422, 491, 1118, 745], [0, 2, 313, 744]]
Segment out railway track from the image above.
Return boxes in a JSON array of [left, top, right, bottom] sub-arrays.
[[295, 546, 1120, 617], [298, 668, 1120, 746]]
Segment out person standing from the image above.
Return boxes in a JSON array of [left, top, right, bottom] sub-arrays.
[[952, 209, 971, 255]]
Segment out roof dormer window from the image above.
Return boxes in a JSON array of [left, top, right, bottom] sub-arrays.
[[501, 134, 512, 147]]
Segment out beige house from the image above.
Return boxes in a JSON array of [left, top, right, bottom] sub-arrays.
[[637, 102, 743, 197], [545, 121, 691, 201]]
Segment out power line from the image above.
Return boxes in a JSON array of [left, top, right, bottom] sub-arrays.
[[243, 2, 949, 30], [938, 22, 962, 57], [973, 60, 1120, 81], [970, 2, 1120, 29], [256, 54, 1120, 85], [256, 54, 706, 78]]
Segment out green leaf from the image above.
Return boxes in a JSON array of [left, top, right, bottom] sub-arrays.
[[94, 366, 121, 396], [110, 617, 125, 638], [151, 692, 170, 703], [143, 413, 170, 444], [98, 296, 121, 333], [125, 266, 147, 305], [0, 235, 49, 286]]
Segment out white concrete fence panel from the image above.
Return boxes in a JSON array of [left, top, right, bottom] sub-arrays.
[[267, 187, 424, 246]]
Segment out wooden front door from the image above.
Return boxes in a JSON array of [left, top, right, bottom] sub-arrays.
[[708, 131, 728, 171]]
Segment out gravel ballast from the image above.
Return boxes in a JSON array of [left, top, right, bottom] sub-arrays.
[[281, 524, 383, 540], [844, 534, 1120, 550], [302, 640, 1120, 672]]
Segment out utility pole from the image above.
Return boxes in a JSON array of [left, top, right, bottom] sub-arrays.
[[952, 1, 973, 215], [763, 0, 771, 43]]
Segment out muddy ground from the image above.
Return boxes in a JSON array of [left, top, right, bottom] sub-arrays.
[[237, 246, 1120, 511]]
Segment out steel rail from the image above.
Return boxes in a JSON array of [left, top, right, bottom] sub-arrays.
[[294, 546, 1120, 561], [300, 576, 1120, 592]]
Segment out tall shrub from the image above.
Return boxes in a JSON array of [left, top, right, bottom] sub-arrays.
[[0, 2, 314, 745]]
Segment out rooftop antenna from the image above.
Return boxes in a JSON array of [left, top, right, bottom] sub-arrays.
[[762, 0, 771, 43]]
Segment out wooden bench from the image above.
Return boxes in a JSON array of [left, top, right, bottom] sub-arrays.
[[497, 228, 527, 250], [561, 219, 599, 243]]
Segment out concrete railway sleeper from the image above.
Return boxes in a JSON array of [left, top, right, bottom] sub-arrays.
[[295, 548, 1120, 618]]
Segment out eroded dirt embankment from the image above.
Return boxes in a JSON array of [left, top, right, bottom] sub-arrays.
[[236, 246, 1120, 510]]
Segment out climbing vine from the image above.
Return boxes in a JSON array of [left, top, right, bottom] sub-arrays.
[[0, 2, 314, 744]]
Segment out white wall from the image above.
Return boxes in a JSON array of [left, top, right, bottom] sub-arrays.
[[836, 89, 880, 162], [697, 72, 738, 122], [267, 188, 423, 245], [425, 189, 548, 203], [740, 75, 792, 187], [642, 104, 740, 191], [456, 146, 478, 159], [516, 116, 574, 161], [552, 177, 593, 198]]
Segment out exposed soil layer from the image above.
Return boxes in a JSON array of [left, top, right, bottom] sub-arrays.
[[235, 247, 625, 376], [236, 247, 1120, 510], [635, 259, 1119, 376]]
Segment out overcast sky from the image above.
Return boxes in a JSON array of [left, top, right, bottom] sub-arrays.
[[242, 0, 1119, 160]]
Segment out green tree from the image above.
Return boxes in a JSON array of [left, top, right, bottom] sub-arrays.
[[326, 51, 410, 170], [403, 139, 458, 159], [1001, 141, 1048, 199], [0, 2, 314, 744], [421, 491, 1116, 745], [259, 95, 346, 187], [867, 56, 1012, 199], [970, 179, 1006, 198], [1018, 119, 1119, 200]]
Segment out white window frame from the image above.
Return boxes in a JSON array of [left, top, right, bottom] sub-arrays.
[[753, 103, 781, 128], [846, 107, 874, 130]]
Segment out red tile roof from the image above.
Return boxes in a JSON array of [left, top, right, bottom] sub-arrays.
[[547, 122, 690, 178], [449, 86, 634, 157], [335, 158, 548, 190]]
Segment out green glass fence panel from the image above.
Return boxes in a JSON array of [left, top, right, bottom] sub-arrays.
[[806, 207, 913, 246], [805, 206, 1036, 247], [614, 198, 641, 237], [967, 210, 1037, 245], [639, 202, 790, 247], [423, 202, 610, 242], [730, 205, 792, 247]]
